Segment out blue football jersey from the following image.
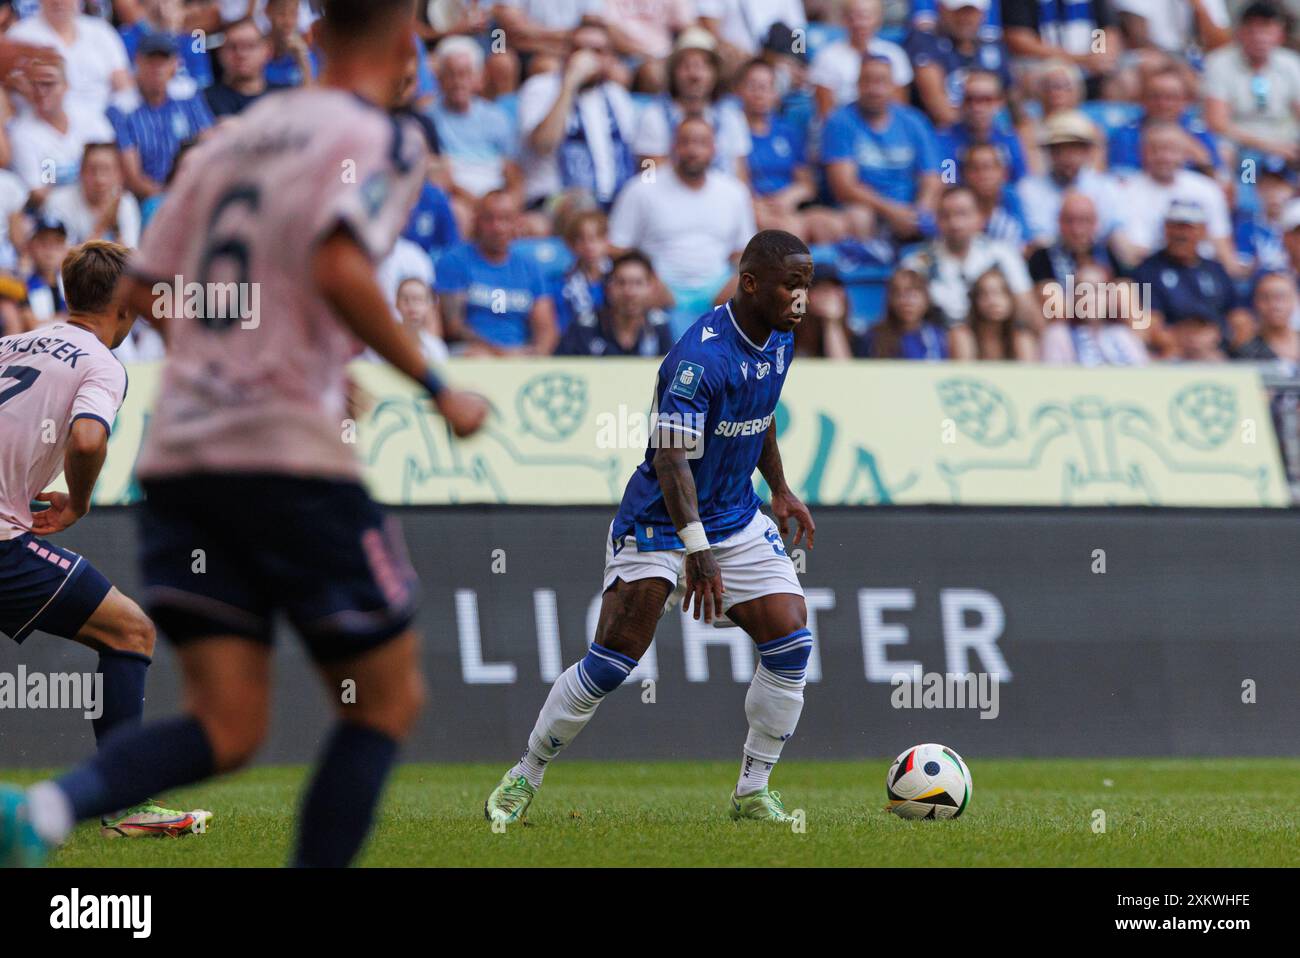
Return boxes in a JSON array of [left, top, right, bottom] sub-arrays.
[[611, 302, 794, 552]]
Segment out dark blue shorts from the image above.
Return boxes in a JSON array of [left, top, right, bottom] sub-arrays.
[[0, 533, 113, 643], [138, 475, 419, 664]]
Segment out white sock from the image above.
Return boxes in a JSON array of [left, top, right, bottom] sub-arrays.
[[26, 781, 74, 846], [508, 659, 608, 788], [736, 665, 805, 796]]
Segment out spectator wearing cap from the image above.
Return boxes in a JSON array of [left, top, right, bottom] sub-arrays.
[[1132, 198, 1243, 355], [263, 0, 315, 87], [906, 0, 1012, 128], [555, 250, 675, 356], [1115, 0, 1230, 55], [518, 20, 638, 210], [42, 141, 141, 247], [736, 57, 846, 243], [962, 142, 1029, 248], [7, 56, 114, 198], [935, 70, 1027, 184], [435, 189, 559, 356], [1233, 270, 1300, 362], [633, 27, 751, 180], [203, 16, 288, 118], [697, 0, 806, 65], [20, 215, 68, 327], [810, 0, 912, 115], [107, 31, 214, 199], [1027, 191, 1120, 290], [1001, 0, 1121, 98], [1112, 122, 1237, 272], [119, 0, 215, 98], [1203, 1, 1300, 166], [1107, 65, 1223, 177], [428, 36, 522, 225], [608, 116, 755, 337], [7, 0, 132, 116], [1234, 155, 1294, 274], [1017, 111, 1123, 247], [823, 55, 942, 242], [902, 184, 1037, 336]]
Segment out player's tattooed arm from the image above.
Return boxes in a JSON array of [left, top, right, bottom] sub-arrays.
[[654, 444, 725, 623], [759, 421, 815, 549], [32, 420, 108, 535]]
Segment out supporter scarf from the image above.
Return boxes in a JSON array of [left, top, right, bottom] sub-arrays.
[[559, 87, 634, 206], [1036, 0, 1097, 56]]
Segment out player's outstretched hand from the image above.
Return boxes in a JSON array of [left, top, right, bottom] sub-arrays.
[[683, 550, 725, 624], [772, 489, 815, 549], [30, 492, 85, 536], [436, 388, 490, 438]]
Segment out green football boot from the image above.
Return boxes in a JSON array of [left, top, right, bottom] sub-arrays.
[[729, 787, 796, 823], [101, 801, 213, 838], [484, 773, 536, 827]]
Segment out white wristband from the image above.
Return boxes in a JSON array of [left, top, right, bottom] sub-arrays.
[[679, 521, 709, 554]]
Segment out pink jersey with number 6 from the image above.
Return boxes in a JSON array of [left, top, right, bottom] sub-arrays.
[[130, 87, 429, 482]]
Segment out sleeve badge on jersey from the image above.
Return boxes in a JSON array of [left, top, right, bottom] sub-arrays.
[[669, 360, 705, 400], [361, 171, 391, 219]]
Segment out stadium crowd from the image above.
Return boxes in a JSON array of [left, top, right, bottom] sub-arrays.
[[2, 0, 1300, 369]]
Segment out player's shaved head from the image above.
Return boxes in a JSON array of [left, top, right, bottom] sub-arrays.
[[739, 230, 812, 276]]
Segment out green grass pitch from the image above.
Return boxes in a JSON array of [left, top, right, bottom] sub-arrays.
[[6, 758, 1297, 867]]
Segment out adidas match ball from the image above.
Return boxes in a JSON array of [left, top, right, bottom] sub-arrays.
[[886, 743, 972, 820]]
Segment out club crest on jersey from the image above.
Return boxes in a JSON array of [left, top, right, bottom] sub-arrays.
[[777, 345, 786, 375], [669, 360, 704, 399], [756, 362, 771, 380]]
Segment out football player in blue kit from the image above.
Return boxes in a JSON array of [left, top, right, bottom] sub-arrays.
[[486, 230, 817, 825]]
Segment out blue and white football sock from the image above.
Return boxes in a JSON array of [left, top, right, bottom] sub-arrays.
[[92, 649, 152, 745], [737, 629, 812, 796], [509, 642, 637, 789]]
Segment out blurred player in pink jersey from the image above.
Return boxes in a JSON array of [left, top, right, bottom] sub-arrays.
[[0, 240, 211, 843], [0, 0, 488, 868]]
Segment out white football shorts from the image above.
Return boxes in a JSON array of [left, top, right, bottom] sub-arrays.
[[602, 510, 804, 625]]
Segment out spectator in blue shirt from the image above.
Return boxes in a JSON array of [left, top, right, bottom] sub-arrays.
[[1107, 65, 1222, 176], [119, 0, 214, 95], [935, 70, 1027, 183], [108, 32, 214, 200], [427, 35, 522, 230], [854, 267, 951, 359], [736, 57, 849, 243], [436, 190, 559, 355], [263, 0, 316, 87], [555, 250, 674, 357], [906, 0, 1012, 127], [552, 209, 610, 333], [823, 55, 942, 242], [962, 142, 1030, 249], [402, 171, 460, 264], [1234, 156, 1293, 274]]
